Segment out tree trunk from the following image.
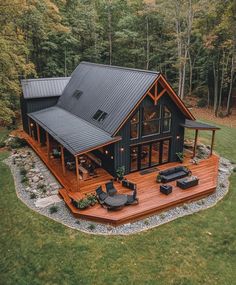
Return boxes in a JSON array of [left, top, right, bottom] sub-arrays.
[[146, 16, 150, 70], [226, 56, 234, 115], [108, 0, 112, 65], [213, 61, 218, 116]]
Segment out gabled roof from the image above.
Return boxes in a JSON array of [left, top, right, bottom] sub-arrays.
[[28, 106, 121, 155], [57, 62, 159, 135], [21, 77, 70, 99]]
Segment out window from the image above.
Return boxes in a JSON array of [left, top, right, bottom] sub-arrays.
[[92, 109, 108, 122], [142, 105, 161, 136], [130, 111, 139, 139], [163, 106, 172, 133]]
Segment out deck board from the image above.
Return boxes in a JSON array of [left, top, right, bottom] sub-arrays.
[[18, 131, 219, 225]]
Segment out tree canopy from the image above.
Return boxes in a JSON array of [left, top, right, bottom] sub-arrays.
[[0, 0, 235, 126]]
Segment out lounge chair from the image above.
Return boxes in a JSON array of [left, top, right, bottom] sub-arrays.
[[105, 181, 117, 196], [95, 186, 108, 204], [125, 189, 139, 205]]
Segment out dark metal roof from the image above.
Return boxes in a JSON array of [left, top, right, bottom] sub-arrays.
[[181, 119, 220, 130], [28, 106, 121, 155], [57, 62, 159, 135], [21, 77, 71, 99]]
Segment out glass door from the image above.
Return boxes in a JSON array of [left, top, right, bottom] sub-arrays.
[[130, 139, 170, 172], [130, 146, 138, 172], [151, 142, 160, 166], [140, 144, 150, 169], [161, 140, 170, 163]]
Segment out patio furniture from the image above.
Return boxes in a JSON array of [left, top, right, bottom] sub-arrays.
[[160, 184, 172, 195], [95, 186, 108, 204], [52, 148, 61, 158], [125, 189, 139, 205], [122, 179, 137, 190], [158, 166, 191, 183], [105, 181, 117, 196], [177, 176, 199, 189], [66, 161, 75, 171], [104, 194, 128, 210]]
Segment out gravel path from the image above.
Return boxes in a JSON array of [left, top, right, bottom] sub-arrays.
[[4, 151, 234, 236]]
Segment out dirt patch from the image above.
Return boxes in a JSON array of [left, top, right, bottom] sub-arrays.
[[190, 107, 236, 128]]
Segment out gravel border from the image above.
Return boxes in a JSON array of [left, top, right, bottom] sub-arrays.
[[4, 152, 234, 236]]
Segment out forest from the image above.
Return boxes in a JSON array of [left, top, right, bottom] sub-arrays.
[[0, 0, 235, 126]]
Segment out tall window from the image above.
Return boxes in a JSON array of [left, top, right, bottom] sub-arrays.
[[142, 105, 161, 137], [130, 111, 139, 140], [163, 106, 172, 133]]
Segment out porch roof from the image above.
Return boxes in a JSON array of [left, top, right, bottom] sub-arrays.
[[181, 119, 220, 130], [28, 106, 121, 155]]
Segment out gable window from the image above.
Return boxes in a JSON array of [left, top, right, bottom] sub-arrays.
[[163, 106, 172, 133], [130, 111, 139, 140], [142, 105, 161, 137], [92, 109, 108, 122]]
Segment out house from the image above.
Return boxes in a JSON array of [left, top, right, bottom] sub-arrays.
[[20, 62, 219, 224]]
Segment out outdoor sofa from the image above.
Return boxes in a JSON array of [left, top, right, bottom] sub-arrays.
[[158, 166, 191, 183]]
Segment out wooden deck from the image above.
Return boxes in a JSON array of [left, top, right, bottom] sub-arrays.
[[19, 131, 219, 225]]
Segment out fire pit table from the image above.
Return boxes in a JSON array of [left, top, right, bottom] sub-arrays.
[[104, 194, 128, 210]]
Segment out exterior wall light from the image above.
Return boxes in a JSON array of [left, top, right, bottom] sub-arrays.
[[120, 147, 124, 152], [176, 135, 180, 140], [111, 156, 114, 160], [105, 150, 109, 155], [30, 123, 34, 127]]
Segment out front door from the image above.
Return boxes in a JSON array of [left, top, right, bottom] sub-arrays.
[[130, 139, 170, 172]]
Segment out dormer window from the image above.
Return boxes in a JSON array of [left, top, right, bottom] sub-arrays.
[[163, 106, 172, 133], [73, 89, 83, 99], [92, 110, 108, 122]]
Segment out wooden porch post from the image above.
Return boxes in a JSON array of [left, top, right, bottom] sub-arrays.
[[46, 132, 50, 160], [75, 155, 80, 192], [210, 130, 216, 156], [60, 145, 66, 175], [36, 123, 40, 144], [193, 129, 199, 158]]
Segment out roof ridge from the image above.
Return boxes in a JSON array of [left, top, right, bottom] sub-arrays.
[[80, 61, 159, 75], [21, 77, 71, 83]]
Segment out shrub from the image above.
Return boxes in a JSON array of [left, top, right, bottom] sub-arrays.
[[30, 193, 37, 199], [144, 220, 149, 226], [0, 141, 6, 148], [233, 167, 236, 173], [197, 98, 208, 108], [21, 176, 28, 184], [88, 224, 96, 231], [49, 205, 58, 214], [20, 167, 27, 176], [159, 213, 165, 220], [8, 137, 27, 149]]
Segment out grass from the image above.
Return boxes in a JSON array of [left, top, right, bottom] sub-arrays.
[[0, 122, 236, 285]]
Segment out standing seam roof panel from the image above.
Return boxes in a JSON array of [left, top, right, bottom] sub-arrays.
[[57, 62, 158, 135]]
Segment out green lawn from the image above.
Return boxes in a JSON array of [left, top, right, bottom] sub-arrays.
[[0, 122, 236, 285]]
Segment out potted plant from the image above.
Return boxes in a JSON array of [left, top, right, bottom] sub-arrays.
[[116, 166, 125, 181], [156, 174, 162, 183], [176, 152, 184, 163]]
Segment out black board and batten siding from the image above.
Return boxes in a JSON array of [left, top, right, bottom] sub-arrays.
[[114, 94, 186, 174], [20, 96, 60, 134]]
